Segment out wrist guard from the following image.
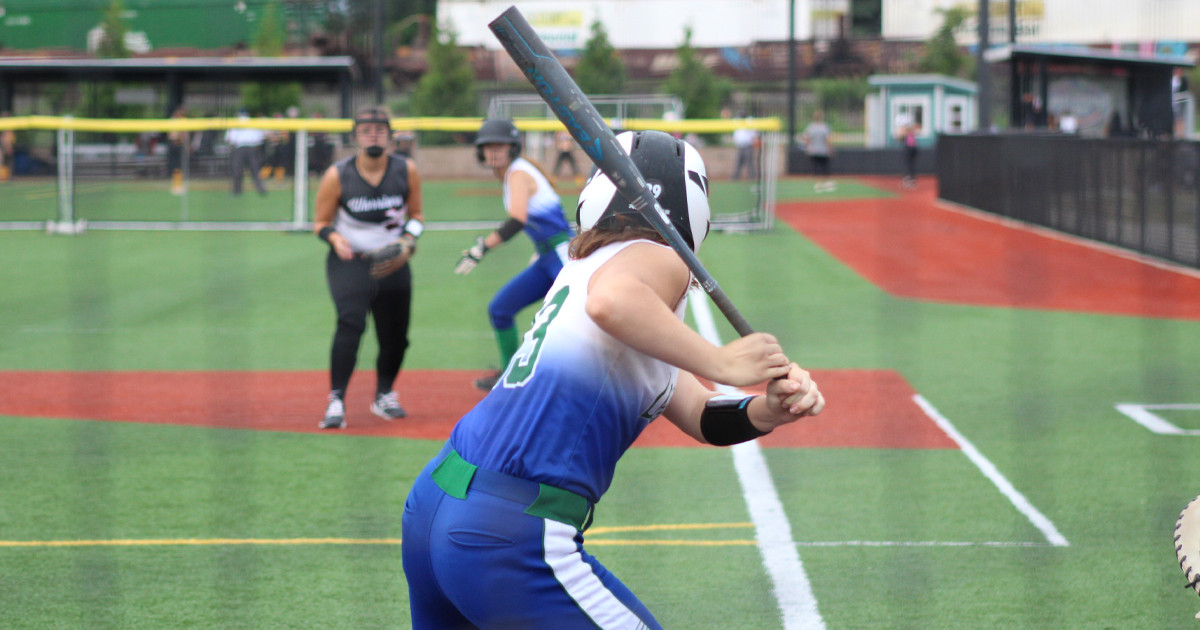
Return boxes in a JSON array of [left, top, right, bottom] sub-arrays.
[[700, 396, 769, 446], [318, 225, 336, 243], [403, 219, 424, 239]]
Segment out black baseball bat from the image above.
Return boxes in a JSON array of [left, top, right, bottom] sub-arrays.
[[488, 6, 754, 337]]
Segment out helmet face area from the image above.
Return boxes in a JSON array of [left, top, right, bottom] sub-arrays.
[[475, 119, 522, 164], [576, 130, 711, 253]]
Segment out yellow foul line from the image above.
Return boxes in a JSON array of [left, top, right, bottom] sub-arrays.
[[1, 523, 756, 549]]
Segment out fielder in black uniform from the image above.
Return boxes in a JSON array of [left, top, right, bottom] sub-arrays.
[[313, 106, 424, 430]]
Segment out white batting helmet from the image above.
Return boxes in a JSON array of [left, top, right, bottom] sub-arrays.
[[575, 130, 710, 253]]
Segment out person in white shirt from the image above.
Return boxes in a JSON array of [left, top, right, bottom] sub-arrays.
[[1059, 110, 1079, 134], [224, 110, 267, 196], [731, 112, 759, 181]]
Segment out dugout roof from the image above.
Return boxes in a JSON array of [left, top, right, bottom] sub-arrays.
[[983, 44, 1194, 137], [0, 56, 357, 117]]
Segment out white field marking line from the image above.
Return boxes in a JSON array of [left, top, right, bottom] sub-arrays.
[[1115, 403, 1200, 436], [934, 198, 1200, 281], [688, 288, 826, 630], [913, 394, 1070, 547], [795, 540, 1053, 548]]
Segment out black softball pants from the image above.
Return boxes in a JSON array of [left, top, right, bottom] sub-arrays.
[[325, 251, 412, 398]]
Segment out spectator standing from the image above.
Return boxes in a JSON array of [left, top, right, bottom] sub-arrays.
[[552, 130, 579, 181], [0, 111, 15, 182], [312, 106, 424, 430], [899, 120, 920, 189], [731, 112, 759, 181], [802, 110, 835, 193], [225, 110, 267, 197], [166, 106, 188, 195]]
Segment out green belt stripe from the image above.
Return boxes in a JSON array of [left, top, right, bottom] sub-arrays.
[[535, 231, 571, 254], [431, 449, 593, 531]]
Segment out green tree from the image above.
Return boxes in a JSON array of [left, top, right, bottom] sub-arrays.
[[918, 7, 974, 78], [662, 27, 730, 119], [80, 0, 140, 119], [96, 0, 130, 58], [411, 22, 476, 143], [574, 20, 626, 96], [240, 1, 301, 116]]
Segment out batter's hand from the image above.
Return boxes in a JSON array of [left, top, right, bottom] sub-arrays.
[[712, 333, 790, 387], [765, 363, 824, 422], [365, 234, 415, 279], [454, 236, 490, 275]]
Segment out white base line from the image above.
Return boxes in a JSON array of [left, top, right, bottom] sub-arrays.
[[689, 289, 826, 630], [913, 395, 1070, 547], [795, 540, 1052, 548], [933, 198, 1200, 281]]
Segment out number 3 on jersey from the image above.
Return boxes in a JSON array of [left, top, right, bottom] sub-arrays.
[[503, 286, 570, 387]]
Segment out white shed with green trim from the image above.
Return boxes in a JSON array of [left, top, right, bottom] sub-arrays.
[[866, 74, 978, 148]]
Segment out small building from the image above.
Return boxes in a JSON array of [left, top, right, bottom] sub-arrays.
[[983, 44, 1195, 138], [865, 74, 978, 148]]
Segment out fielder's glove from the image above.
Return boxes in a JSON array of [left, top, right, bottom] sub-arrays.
[[364, 234, 416, 279], [454, 236, 490, 275]]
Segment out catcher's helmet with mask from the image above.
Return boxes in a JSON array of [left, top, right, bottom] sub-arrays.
[[575, 130, 710, 253]]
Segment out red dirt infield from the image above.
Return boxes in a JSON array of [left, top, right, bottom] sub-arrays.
[[0, 369, 955, 450], [778, 176, 1200, 320]]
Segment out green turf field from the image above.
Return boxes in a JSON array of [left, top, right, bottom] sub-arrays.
[[2, 176, 1200, 628], [0, 174, 777, 225]]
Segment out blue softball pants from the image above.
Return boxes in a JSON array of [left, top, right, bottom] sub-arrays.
[[402, 444, 662, 629], [486, 243, 568, 331]]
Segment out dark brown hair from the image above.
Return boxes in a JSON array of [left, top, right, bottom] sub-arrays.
[[568, 218, 667, 260]]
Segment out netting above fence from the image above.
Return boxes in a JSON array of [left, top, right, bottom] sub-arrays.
[[0, 115, 781, 234]]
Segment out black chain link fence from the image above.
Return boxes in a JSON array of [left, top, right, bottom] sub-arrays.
[[938, 133, 1200, 270]]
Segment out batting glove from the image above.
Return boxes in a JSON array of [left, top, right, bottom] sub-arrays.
[[454, 236, 490, 275]]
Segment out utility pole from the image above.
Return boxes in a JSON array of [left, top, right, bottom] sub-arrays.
[[977, 0, 992, 131], [1009, 0, 1017, 43], [787, 0, 797, 148], [374, 0, 386, 105]]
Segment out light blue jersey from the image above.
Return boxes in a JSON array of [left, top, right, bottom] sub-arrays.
[[450, 240, 685, 503]]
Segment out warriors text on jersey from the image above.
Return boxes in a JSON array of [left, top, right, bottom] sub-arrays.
[[449, 240, 687, 503], [333, 154, 412, 252]]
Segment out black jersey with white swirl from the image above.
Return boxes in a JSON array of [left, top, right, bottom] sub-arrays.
[[334, 154, 411, 252]]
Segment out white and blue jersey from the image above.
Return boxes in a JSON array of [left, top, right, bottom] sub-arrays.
[[403, 240, 680, 629], [454, 240, 684, 502], [505, 157, 573, 249]]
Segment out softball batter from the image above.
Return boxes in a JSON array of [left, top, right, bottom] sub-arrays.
[[454, 118, 575, 391], [403, 131, 825, 628], [313, 106, 423, 429]]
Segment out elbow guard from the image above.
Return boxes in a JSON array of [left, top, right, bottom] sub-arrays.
[[700, 396, 769, 446]]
